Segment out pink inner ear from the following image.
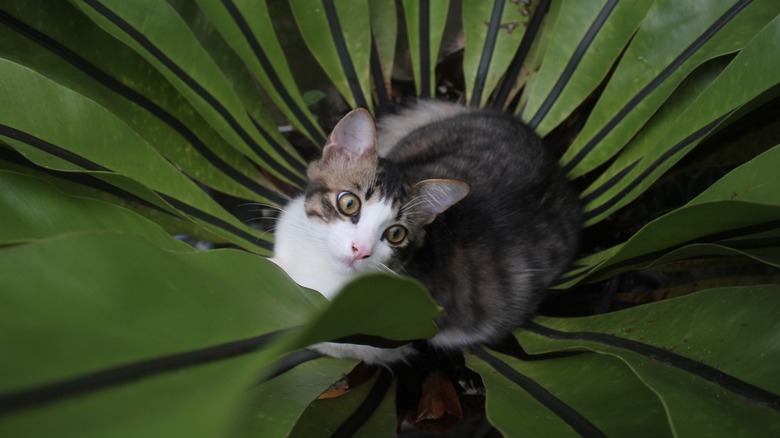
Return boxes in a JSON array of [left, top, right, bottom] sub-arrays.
[[323, 108, 377, 161]]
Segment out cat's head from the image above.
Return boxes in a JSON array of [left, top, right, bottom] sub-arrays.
[[303, 108, 469, 275]]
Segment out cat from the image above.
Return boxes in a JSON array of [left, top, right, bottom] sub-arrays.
[[271, 101, 581, 364]]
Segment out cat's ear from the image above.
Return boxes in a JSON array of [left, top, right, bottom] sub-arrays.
[[413, 179, 470, 224], [322, 108, 377, 162]]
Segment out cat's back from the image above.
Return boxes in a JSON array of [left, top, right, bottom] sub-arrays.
[[378, 102, 553, 194], [377, 101, 581, 347]]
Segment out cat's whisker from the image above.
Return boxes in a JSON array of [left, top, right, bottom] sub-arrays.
[[237, 201, 285, 211], [254, 228, 277, 242], [270, 207, 313, 229], [377, 262, 397, 275], [248, 215, 281, 222], [244, 216, 277, 225], [237, 201, 266, 209], [260, 213, 312, 236], [243, 208, 281, 216]]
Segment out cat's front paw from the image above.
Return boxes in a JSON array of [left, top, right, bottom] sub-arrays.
[[312, 342, 416, 365]]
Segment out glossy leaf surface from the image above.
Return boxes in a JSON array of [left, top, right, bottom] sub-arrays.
[[561, 0, 780, 178], [520, 0, 653, 135], [519, 285, 780, 436], [194, 0, 326, 145], [0, 233, 440, 436], [290, 0, 373, 110], [400, 0, 450, 98], [462, 0, 532, 107], [558, 143, 780, 288], [0, 57, 270, 252], [72, 0, 305, 187]]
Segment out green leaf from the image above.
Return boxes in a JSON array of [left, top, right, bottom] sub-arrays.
[[71, 0, 305, 187], [289, 369, 397, 437], [368, 0, 397, 104], [400, 0, 450, 98], [690, 143, 780, 205], [580, 13, 780, 224], [283, 274, 442, 351], [520, 0, 653, 135], [560, 0, 780, 178], [1, 359, 283, 437], [303, 89, 327, 106], [641, 242, 780, 275], [232, 357, 356, 437], [169, 0, 308, 168], [468, 349, 671, 437], [0, 0, 286, 206], [0, 155, 216, 242], [0, 232, 320, 436], [462, 0, 534, 107], [289, 0, 373, 110], [559, 143, 780, 287], [521, 285, 780, 436], [192, 0, 326, 146], [559, 202, 780, 288], [577, 53, 729, 209], [0, 57, 271, 252], [0, 170, 190, 250], [507, 0, 557, 112], [0, 234, 440, 436]]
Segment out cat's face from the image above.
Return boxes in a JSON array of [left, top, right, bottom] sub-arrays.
[[302, 109, 469, 275], [304, 174, 415, 275]]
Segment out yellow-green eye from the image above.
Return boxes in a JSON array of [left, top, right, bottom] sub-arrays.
[[337, 192, 361, 216], [385, 225, 408, 244]]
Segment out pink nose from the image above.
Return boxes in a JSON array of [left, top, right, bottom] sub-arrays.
[[351, 244, 371, 262]]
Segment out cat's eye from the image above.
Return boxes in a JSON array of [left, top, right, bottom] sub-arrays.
[[384, 225, 408, 244], [337, 192, 361, 216]]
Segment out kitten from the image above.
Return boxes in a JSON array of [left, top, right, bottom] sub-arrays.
[[272, 101, 581, 363]]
